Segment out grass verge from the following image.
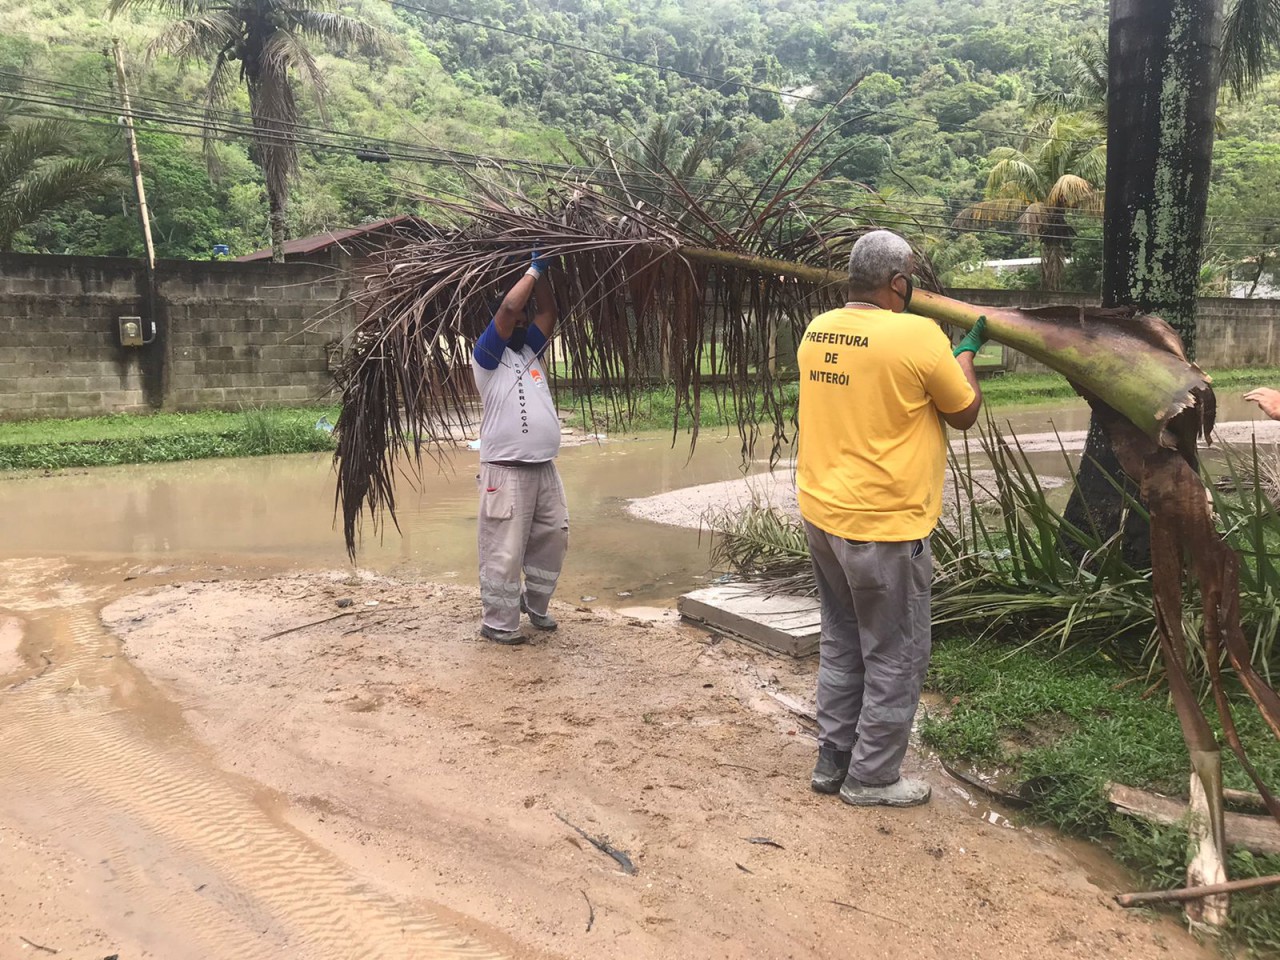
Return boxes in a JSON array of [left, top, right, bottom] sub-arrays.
[[0, 407, 339, 471], [2, 365, 1278, 467], [923, 638, 1280, 952]]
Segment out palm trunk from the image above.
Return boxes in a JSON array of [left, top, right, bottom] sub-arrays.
[[1065, 0, 1228, 922], [677, 248, 1209, 437], [1064, 0, 1223, 565], [268, 187, 287, 264], [1040, 240, 1066, 292]]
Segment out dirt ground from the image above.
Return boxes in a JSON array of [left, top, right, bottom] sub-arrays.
[[0, 556, 1219, 960]]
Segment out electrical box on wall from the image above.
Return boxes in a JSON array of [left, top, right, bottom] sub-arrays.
[[118, 316, 156, 348]]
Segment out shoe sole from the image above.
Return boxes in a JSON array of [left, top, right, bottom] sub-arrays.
[[480, 630, 527, 645], [838, 790, 931, 808], [519, 600, 558, 631], [810, 775, 846, 795]]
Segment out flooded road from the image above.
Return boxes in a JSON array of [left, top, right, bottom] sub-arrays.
[[0, 432, 778, 605]]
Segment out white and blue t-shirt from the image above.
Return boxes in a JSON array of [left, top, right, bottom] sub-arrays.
[[470, 322, 561, 464]]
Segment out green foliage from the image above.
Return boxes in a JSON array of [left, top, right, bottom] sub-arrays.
[[4, 0, 1116, 261], [0, 407, 338, 469], [0, 107, 121, 251], [4, 0, 1280, 283], [921, 638, 1280, 952]]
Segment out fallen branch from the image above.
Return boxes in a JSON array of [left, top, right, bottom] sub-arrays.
[[830, 899, 903, 926], [1108, 783, 1280, 855], [555, 813, 637, 875], [18, 936, 58, 954], [580, 889, 594, 933], [257, 612, 355, 643], [1116, 874, 1280, 907]]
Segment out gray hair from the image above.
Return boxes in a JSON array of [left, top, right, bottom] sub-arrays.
[[847, 230, 914, 291]]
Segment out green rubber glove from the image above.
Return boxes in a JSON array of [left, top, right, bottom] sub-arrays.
[[953, 315, 988, 358]]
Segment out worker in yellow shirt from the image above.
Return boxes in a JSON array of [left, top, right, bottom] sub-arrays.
[[797, 229, 985, 808]]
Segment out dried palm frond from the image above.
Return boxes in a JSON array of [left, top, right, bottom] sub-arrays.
[[332, 92, 1212, 557]]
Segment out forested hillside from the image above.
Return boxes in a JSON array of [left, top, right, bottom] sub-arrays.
[[1, 0, 1278, 291]]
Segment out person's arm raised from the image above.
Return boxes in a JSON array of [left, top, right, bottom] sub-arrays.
[[531, 265, 557, 340], [927, 316, 985, 431]]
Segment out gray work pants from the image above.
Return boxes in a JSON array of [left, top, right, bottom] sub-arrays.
[[803, 520, 933, 786], [477, 461, 570, 632]]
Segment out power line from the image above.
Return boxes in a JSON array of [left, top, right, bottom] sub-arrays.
[[5, 81, 1280, 252], [22, 68, 1280, 238]]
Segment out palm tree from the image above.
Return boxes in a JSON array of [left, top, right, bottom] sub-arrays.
[[954, 113, 1106, 291], [1223, 0, 1280, 97], [110, 0, 381, 262], [1031, 36, 1108, 124], [0, 109, 119, 251]]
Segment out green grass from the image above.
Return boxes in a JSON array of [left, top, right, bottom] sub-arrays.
[[2, 363, 1277, 469], [565, 383, 801, 433], [923, 639, 1280, 952], [0, 406, 340, 470]]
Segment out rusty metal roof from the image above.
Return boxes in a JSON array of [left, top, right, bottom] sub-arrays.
[[233, 214, 429, 261]]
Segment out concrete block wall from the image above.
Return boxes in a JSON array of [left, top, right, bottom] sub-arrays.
[[2, 257, 1279, 421], [0, 253, 353, 420]]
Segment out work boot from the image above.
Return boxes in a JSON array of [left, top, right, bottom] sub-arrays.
[[810, 743, 852, 794], [520, 596, 558, 631], [839, 776, 931, 808], [480, 624, 526, 645]]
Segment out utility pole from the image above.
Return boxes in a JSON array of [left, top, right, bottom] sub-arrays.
[[111, 38, 156, 278]]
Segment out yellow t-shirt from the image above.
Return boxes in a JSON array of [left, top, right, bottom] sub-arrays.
[[796, 306, 976, 542]]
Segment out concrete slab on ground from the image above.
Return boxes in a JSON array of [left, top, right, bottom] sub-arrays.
[[678, 585, 821, 657]]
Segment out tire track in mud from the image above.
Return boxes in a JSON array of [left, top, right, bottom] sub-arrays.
[[0, 590, 509, 960]]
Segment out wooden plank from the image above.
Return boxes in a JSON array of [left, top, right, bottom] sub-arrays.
[[678, 585, 820, 658], [1108, 783, 1280, 856]]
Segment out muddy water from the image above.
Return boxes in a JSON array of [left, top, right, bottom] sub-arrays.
[[0, 433, 776, 606]]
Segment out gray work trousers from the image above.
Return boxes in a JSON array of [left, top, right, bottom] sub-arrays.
[[803, 520, 933, 786], [477, 461, 570, 632]]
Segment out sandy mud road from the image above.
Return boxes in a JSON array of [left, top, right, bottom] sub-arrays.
[[0, 558, 1211, 959]]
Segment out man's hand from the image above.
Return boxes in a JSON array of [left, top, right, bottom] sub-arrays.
[[953, 315, 988, 358], [1246, 387, 1280, 421], [527, 248, 555, 280]]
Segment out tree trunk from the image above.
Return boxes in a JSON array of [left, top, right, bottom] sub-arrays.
[[1062, 0, 1223, 568], [1040, 240, 1066, 292], [268, 187, 287, 264], [1069, 0, 1228, 924]]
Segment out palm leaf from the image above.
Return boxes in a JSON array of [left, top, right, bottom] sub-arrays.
[[1222, 0, 1280, 98], [953, 197, 1027, 229], [290, 10, 383, 54], [1044, 173, 1099, 210], [331, 115, 1211, 556], [0, 155, 120, 250]]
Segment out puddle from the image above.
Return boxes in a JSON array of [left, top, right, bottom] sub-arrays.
[[0, 433, 778, 606]]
